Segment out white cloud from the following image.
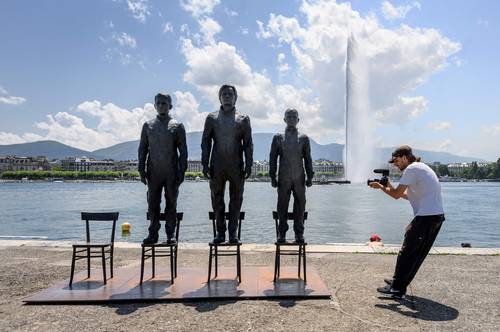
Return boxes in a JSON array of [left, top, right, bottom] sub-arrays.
[[0, 101, 157, 151], [180, 0, 220, 18], [0, 86, 26, 105], [257, 0, 460, 141], [172, 91, 208, 131], [112, 32, 137, 48], [277, 53, 290, 75], [482, 123, 500, 136], [381, 1, 421, 21], [224, 7, 238, 17], [162, 22, 173, 34], [180, 38, 324, 137], [198, 17, 222, 44], [429, 122, 452, 130], [239, 27, 249, 35], [477, 19, 489, 27], [437, 139, 452, 151], [127, 0, 150, 23]]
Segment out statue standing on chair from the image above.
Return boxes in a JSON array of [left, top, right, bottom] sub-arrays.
[[269, 108, 314, 244], [201, 85, 253, 244], [138, 93, 188, 244]]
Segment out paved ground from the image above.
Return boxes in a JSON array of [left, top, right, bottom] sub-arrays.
[[0, 244, 499, 331]]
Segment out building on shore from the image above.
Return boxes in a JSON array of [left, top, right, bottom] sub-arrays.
[[60, 157, 115, 172], [0, 156, 50, 172]]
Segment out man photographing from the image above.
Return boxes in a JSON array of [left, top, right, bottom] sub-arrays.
[[369, 145, 445, 298]]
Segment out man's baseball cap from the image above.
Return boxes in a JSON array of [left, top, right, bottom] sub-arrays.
[[389, 145, 413, 163]]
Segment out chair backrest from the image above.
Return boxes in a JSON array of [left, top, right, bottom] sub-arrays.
[[208, 211, 245, 240], [81, 212, 119, 244], [272, 211, 308, 238], [146, 212, 184, 241]]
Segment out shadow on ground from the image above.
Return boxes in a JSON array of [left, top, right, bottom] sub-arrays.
[[375, 296, 459, 321]]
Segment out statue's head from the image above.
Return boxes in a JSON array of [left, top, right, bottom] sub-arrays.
[[284, 108, 299, 127], [154, 93, 172, 116], [218, 85, 237, 109]]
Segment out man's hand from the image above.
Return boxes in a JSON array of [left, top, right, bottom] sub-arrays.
[[369, 182, 384, 190], [203, 166, 210, 179], [140, 173, 148, 185], [306, 178, 313, 187], [244, 166, 252, 179], [271, 178, 278, 188]]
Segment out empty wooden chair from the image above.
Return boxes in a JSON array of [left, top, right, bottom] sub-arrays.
[[69, 212, 119, 286]]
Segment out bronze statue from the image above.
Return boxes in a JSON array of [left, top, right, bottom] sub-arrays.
[[138, 93, 188, 244], [201, 85, 253, 244], [269, 108, 314, 243]]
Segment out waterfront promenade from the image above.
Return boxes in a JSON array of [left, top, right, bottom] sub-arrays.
[[1, 241, 498, 331]]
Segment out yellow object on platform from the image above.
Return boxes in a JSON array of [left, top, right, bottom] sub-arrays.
[[121, 222, 132, 232]]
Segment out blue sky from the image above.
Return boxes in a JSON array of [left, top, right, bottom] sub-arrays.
[[0, 0, 499, 161]]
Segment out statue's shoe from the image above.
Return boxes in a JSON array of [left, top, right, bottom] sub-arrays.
[[213, 234, 225, 244], [143, 235, 159, 245]]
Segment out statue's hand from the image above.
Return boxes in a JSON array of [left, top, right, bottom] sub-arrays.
[[244, 166, 252, 179], [176, 171, 185, 185], [271, 178, 278, 188], [306, 178, 313, 187], [140, 174, 148, 185], [203, 166, 210, 179]]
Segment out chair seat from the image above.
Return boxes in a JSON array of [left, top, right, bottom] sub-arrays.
[[73, 242, 112, 248], [142, 242, 177, 248], [209, 241, 242, 246], [275, 241, 308, 246]]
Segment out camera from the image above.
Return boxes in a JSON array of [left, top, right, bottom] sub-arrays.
[[367, 169, 390, 187]]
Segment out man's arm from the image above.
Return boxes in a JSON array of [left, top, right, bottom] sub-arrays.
[[242, 115, 254, 179], [370, 181, 407, 199], [201, 116, 213, 178], [176, 123, 188, 184], [138, 123, 149, 184], [303, 136, 314, 186], [269, 135, 279, 187]]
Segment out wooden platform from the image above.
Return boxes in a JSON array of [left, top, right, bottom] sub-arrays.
[[24, 266, 331, 304]]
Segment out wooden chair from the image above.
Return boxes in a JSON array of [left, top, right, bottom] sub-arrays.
[[69, 212, 119, 286], [140, 212, 183, 284], [272, 211, 308, 283], [207, 211, 244, 283]]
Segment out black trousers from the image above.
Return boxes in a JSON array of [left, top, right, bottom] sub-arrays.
[[147, 177, 179, 238], [209, 169, 245, 236], [392, 214, 445, 293], [277, 177, 306, 237]]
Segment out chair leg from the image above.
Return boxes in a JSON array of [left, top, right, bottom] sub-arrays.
[[69, 247, 76, 286], [152, 246, 156, 278], [214, 246, 218, 277], [140, 246, 145, 284], [237, 245, 241, 283], [298, 245, 302, 278], [277, 246, 281, 278], [110, 246, 114, 278], [303, 245, 307, 284], [174, 246, 178, 278], [101, 247, 107, 285], [207, 245, 213, 283], [170, 246, 174, 284], [273, 245, 278, 283], [87, 247, 91, 279]]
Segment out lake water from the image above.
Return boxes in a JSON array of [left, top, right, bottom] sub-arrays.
[[0, 181, 499, 247]]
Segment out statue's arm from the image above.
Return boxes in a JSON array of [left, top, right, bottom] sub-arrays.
[[138, 123, 149, 177], [242, 116, 254, 176], [269, 135, 279, 180], [177, 123, 188, 174], [201, 116, 213, 173], [303, 136, 314, 181]]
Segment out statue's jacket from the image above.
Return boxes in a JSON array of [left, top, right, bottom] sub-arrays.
[[201, 108, 253, 176], [138, 115, 188, 179], [269, 129, 314, 182]]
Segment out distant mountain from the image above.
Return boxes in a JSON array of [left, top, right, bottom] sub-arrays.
[[0, 140, 105, 160], [0, 136, 486, 164]]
